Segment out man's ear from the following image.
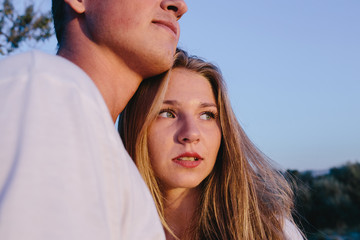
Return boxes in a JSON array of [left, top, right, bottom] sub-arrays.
[[64, 0, 86, 14]]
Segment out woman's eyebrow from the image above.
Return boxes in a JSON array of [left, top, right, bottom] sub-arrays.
[[199, 102, 217, 108], [163, 100, 180, 106], [163, 100, 217, 108]]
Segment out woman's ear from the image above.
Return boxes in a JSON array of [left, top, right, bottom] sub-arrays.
[[64, 0, 86, 14]]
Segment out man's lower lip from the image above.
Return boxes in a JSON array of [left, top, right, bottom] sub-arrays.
[[153, 23, 177, 38], [173, 159, 202, 168]]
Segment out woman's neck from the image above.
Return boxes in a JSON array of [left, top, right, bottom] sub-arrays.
[[163, 188, 200, 240]]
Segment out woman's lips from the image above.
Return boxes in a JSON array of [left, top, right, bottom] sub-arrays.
[[172, 152, 203, 168]]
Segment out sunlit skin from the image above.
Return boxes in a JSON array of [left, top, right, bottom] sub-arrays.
[[147, 68, 222, 238], [81, 0, 188, 77], [59, 0, 188, 121]]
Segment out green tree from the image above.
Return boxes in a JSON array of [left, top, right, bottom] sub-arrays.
[[0, 0, 53, 55], [288, 162, 360, 239], [330, 162, 360, 205]]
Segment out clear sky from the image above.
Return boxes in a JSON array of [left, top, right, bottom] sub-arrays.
[[178, 0, 360, 171], [11, 0, 360, 171]]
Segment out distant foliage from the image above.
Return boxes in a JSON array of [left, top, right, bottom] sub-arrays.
[[0, 0, 53, 55], [286, 162, 360, 240]]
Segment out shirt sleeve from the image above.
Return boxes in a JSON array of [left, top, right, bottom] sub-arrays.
[[0, 52, 165, 240], [283, 219, 304, 240]]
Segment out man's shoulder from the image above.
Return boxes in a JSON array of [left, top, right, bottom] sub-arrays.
[[0, 50, 86, 80], [0, 50, 97, 97], [0, 50, 106, 120], [1, 50, 66, 70]]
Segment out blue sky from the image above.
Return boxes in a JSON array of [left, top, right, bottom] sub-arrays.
[[178, 1, 360, 171], [11, 0, 360, 171]]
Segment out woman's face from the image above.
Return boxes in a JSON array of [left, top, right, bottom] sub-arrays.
[[147, 68, 222, 191]]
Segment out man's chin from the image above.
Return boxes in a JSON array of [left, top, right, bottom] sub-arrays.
[[143, 59, 173, 79]]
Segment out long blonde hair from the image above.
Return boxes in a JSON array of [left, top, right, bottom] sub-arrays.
[[119, 49, 297, 239]]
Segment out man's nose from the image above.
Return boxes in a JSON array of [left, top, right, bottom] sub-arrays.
[[161, 0, 188, 20]]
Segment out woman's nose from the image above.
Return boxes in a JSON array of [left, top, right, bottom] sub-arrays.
[[177, 117, 200, 144], [161, 0, 188, 20]]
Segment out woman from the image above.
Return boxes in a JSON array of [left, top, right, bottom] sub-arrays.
[[119, 49, 303, 240]]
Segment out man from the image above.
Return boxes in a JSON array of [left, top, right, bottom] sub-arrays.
[[0, 0, 187, 239]]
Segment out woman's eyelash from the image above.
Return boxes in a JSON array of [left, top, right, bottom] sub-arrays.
[[159, 108, 176, 117], [159, 108, 175, 114], [158, 109, 218, 119], [202, 111, 218, 119]]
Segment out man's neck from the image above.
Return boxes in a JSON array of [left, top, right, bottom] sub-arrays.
[[57, 43, 143, 123]]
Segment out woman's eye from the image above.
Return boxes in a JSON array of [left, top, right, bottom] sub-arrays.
[[200, 112, 216, 120], [159, 110, 175, 118]]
